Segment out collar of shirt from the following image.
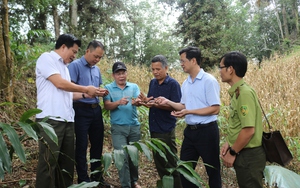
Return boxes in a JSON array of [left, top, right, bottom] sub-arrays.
[[50, 51, 64, 65], [154, 74, 170, 85], [228, 79, 245, 97], [187, 68, 204, 83], [79, 56, 96, 69]]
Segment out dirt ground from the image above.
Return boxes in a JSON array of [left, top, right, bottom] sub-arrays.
[[0, 127, 240, 188]]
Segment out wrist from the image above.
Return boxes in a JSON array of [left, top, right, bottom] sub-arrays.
[[228, 147, 239, 156], [82, 93, 86, 99]]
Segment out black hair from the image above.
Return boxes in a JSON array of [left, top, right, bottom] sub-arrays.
[[55, 34, 81, 49], [179, 46, 202, 66], [151, 55, 168, 68], [220, 51, 247, 77], [87, 40, 104, 51]]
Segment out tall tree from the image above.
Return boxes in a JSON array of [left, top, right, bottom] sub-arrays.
[[69, 0, 77, 35], [52, 2, 60, 39], [0, 0, 14, 102], [281, 1, 289, 39], [291, 0, 299, 37], [175, 0, 227, 67]]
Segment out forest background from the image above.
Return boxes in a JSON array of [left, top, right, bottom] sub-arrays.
[[1, 0, 300, 187]]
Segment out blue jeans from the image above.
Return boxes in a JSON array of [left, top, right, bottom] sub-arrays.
[[73, 104, 104, 183], [180, 122, 222, 188], [111, 124, 141, 188]]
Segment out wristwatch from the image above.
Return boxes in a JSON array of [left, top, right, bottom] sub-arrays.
[[229, 147, 239, 156]]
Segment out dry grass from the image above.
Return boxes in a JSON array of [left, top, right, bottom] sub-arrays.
[[100, 50, 300, 177], [101, 51, 300, 139]]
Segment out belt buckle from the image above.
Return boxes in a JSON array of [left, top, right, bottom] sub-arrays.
[[91, 103, 98, 108]]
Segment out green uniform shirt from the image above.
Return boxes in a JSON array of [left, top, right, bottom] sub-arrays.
[[227, 79, 263, 148]]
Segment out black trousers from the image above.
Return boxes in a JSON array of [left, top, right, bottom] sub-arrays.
[[73, 103, 105, 183], [180, 122, 222, 188], [151, 129, 182, 188]]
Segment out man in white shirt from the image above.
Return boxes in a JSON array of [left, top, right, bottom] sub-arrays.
[[35, 34, 101, 188]]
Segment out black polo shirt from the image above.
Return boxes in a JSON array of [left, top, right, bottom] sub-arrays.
[[148, 75, 182, 133]]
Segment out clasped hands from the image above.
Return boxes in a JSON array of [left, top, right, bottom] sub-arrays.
[[85, 86, 109, 98], [136, 94, 187, 118]]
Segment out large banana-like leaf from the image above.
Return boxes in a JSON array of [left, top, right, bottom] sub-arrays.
[[102, 152, 112, 173], [177, 160, 207, 187], [38, 121, 58, 145], [145, 140, 167, 162], [0, 132, 11, 179], [67, 181, 99, 188], [150, 138, 166, 153], [124, 145, 139, 167], [264, 165, 300, 187], [151, 138, 177, 159], [0, 123, 26, 163], [19, 108, 42, 122], [0, 160, 5, 180], [162, 175, 174, 188], [132, 142, 152, 161], [176, 167, 203, 188], [113, 149, 125, 171], [17, 122, 38, 141]]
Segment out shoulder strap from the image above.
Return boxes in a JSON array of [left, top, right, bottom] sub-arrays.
[[258, 100, 272, 132]]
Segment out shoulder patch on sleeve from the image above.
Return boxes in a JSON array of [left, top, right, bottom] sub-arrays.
[[240, 105, 248, 116]]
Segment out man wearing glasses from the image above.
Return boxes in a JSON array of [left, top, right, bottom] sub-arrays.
[[156, 47, 222, 188]]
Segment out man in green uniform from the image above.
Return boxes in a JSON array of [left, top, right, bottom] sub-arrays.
[[219, 51, 266, 187]]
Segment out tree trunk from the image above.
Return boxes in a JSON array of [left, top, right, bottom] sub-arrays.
[[0, 0, 13, 102], [281, 3, 289, 39], [69, 0, 78, 34], [272, 0, 284, 40], [52, 5, 60, 39], [292, 0, 299, 37]]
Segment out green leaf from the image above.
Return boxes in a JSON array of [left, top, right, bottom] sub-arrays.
[[264, 165, 300, 188], [68, 181, 99, 188], [124, 145, 139, 167], [132, 142, 152, 161], [19, 109, 42, 122], [177, 161, 201, 180], [17, 122, 38, 141], [0, 123, 26, 163], [38, 122, 58, 145], [176, 167, 202, 187], [150, 138, 166, 153], [0, 160, 5, 180], [0, 132, 11, 179], [102, 152, 112, 174], [151, 138, 177, 159], [19, 179, 27, 186], [146, 140, 167, 162], [113, 149, 125, 171], [162, 175, 174, 188], [157, 179, 163, 188]]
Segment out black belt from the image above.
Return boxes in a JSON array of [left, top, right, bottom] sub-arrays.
[[187, 121, 217, 130], [73, 102, 99, 109]]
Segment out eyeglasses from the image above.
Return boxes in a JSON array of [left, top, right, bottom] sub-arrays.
[[218, 65, 227, 70]]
